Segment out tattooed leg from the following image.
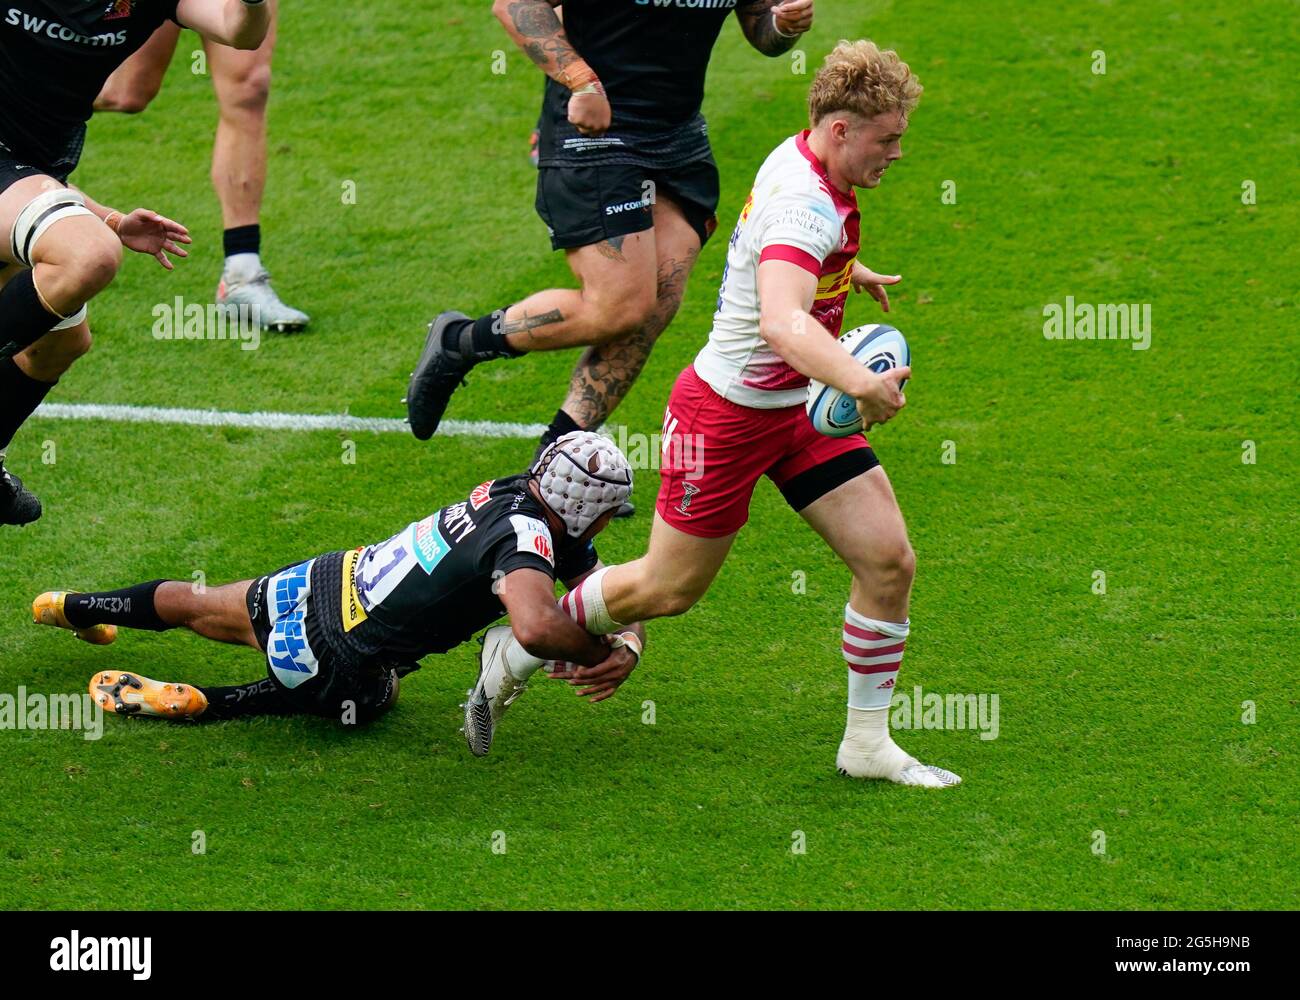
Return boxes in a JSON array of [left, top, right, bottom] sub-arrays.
[[561, 202, 701, 427], [500, 230, 658, 353]]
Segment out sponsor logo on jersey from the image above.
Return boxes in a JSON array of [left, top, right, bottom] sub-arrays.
[[469, 480, 494, 510], [413, 515, 451, 574], [677, 482, 700, 516], [270, 560, 313, 618], [265, 560, 318, 689], [340, 548, 368, 633], [442, 501, 477, 543], [509, 515, 554, 567], [267, 609, 319, 689], [815, 260, 853, 300], [3, 9, 129, 45], [738, 190, 754, 224], [634, 0, 739, 10], [604, 198, 649, 217]]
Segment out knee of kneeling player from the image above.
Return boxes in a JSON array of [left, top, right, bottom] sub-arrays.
[[55, 233, 122, 300]]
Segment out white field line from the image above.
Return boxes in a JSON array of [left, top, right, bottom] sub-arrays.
[[34, 402, 547, 440]]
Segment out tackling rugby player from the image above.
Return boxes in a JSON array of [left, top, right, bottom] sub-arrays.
[[31, 432, 647, 726], [468, 42, 962, 788], [406, 0, 819, 517], [0, 0, 271, 526]]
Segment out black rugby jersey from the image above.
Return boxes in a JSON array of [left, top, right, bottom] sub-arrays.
[[0, 1, 180, 172], [316, 474, 599, 665], [537, 0, 752, 168]]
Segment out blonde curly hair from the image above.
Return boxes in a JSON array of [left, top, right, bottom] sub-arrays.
[[808, 40, 923, 125]]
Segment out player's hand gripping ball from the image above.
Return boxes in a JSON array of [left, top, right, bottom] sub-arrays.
[[806, 323, 911, 437]]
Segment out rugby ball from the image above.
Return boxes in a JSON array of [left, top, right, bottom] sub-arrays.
[[805, 324, 910, 438]]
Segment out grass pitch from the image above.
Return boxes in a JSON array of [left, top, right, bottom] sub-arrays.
[[0, 0, 1296, 909]]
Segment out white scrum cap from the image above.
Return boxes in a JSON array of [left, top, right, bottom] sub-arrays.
[[532, 431, 633, 538]]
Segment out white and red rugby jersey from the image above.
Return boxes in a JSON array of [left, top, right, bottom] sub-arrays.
[[694, 130, 860, 409]]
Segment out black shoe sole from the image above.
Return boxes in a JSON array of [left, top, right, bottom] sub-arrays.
[[407, 311, 472, 441]]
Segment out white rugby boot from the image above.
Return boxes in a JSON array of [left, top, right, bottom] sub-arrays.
[[461, 625, 530, 757], [217, 263, 310, 333], [836, 706, 962, 788]]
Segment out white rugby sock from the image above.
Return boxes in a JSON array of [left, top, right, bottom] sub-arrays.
[[839, 607, 917, 781], [504, 638, 545, 681], [836, 610, 957, 787], [843, 605, 908, 710], [503, 567, 623, 681], [223, 252, 263, 281], [839, 705, 915, 779], [559, 566, 624, 635]]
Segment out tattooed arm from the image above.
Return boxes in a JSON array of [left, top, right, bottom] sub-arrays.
[[736, 0, 815, 57], [492, 0, 611, 134]]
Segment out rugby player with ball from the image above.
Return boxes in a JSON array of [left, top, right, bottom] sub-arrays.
[[470, 41, 961, 788], [0, 0, 272, 526]]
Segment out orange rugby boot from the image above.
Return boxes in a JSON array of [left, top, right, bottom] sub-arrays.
[[32, 591, 117, 645], [89, 671, 209, 720]]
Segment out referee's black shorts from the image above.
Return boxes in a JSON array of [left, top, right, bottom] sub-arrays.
[[535, 156, 720, 251]]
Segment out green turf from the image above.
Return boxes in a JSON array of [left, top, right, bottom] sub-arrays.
[[1, 0, 1296, 909]]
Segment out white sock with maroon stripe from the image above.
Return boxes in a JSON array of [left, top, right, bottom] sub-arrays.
[[843, 607, 908, 709], [838, 605, 920, 781], [502, 568, 624, 682], [559, 566, 623, 635]]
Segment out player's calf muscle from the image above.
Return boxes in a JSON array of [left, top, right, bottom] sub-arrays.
[[16, 325, 93, 381], [604, 559, 704, 622], [154, 580, 257, 646]]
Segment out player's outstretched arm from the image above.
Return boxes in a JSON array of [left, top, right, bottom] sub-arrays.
[[757, 258, 909, 428], [737, 0, 815, 57], [500, 568, 610, 666], [492, 0, 610, 135], [176, 0, 271, 51], [550, 564, 646, 703]]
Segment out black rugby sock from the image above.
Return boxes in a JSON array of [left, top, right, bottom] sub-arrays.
[[64, 581, 170, 631], [199, 677, 298, 720], [441, 310, 524, 361], [222, 224, 261, 259], [537, 408, 582, 457], [0, 358, 57, 452], [0, 271, 63, 361]]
